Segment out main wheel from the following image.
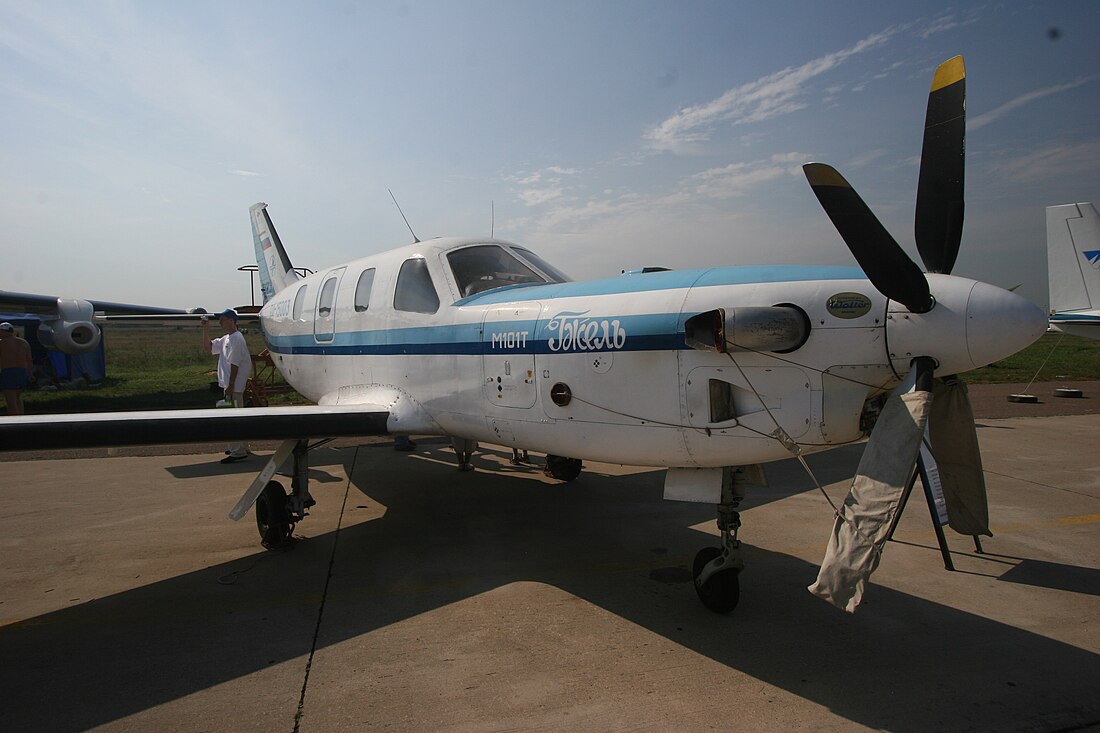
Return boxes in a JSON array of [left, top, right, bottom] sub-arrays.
[[256, 480, 292, 548], [544, 455, 582, 482], [693, 546, 741, 614]]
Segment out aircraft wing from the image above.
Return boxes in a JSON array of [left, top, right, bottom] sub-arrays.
[[0, 290, 190, 317], [94, 312, 260, 323], [0, 405, 389, 452]]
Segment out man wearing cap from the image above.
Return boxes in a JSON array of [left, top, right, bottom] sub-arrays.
[[201, 309, 252, 463], [0, 322, 33, 415]]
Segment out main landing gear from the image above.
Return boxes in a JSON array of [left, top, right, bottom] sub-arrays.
[[247, 439, 321, 548], [544, 454, 582, 482], [692, 466, 755, 614]]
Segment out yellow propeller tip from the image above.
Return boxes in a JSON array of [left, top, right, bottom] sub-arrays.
[[803, 163, 850, 188], [930, 55, 966, 92]]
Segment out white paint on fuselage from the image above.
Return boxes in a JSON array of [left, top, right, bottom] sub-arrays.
[[256, 237, 1044, 468]]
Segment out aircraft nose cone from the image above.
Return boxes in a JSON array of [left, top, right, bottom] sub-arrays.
[[965, 282, 1047, 369]]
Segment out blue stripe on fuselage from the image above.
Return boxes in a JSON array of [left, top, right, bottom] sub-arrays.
[[265, 313, 684, 356], [1050, 313, 1100, 322], [452, 264, 866, 306]]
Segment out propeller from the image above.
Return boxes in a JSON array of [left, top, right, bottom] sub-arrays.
[[805, 56, 993, 612], [915, 55, 966, 274], [803, 163, 933, 313]]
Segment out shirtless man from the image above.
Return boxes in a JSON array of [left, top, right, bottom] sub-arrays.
[[0, 322, 33, 415]]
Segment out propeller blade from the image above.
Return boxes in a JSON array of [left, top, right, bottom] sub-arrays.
[[915, 55, 966, 274], [803, 163, 933, 313], [928, 377, 991, 536], [809, 358, 935, 612]]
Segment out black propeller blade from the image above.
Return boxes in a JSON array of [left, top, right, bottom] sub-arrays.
[[915, 55, 966, 274], [803, 163, 933, 313]]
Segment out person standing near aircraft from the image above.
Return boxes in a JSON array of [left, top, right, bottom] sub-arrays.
[[0, 322, 32, 415], [202, 309, 252, 463]]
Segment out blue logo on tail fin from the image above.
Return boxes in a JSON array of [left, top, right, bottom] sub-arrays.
[[1084, 250, 1100, 268]]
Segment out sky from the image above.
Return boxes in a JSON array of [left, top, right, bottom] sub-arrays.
[[1, 1, 1097, 311]]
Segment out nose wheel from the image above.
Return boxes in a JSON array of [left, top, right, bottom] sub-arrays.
[[693, 546, 742, 613], [691, 466, 754, 614]]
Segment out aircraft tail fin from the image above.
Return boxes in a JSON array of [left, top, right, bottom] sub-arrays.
[[250, 202, 301, 303], [1047, 202, 1100, 314]]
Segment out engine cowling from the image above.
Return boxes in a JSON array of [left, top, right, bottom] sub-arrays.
[[36, 299, 102, 354]]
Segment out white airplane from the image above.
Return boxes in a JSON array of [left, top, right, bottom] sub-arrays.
[[1047, 202, 1100, 339], [0, 56, 1048, 613]]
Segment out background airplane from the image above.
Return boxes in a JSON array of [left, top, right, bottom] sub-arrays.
[[0, 56, 1048, 615], [0, 291, 193, 354], [1046, 202, 1100, 340]]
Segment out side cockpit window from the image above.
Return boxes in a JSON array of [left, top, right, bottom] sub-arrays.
[[447, 245, 548, 297], [292, 284, 309, 321], [394, 258, 440, 314], [354, 268, 375, 312]]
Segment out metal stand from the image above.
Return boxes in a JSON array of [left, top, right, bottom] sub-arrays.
[[887, 455, 954, 571]]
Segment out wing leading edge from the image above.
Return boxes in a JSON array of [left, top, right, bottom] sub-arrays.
[[0, 404, 389, 452]]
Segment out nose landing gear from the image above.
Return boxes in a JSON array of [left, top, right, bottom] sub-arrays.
[[691, 465, 757, 614]]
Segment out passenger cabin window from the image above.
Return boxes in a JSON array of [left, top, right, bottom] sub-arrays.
[[394, 258, 440, 314], [447, 245, 551, 298], [292, 284, 309, 321], [318, 276, 338, 318], [354, 268, 375, 312]]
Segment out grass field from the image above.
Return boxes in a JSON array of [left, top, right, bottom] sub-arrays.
[[23, 326, 304, 414], [17, 327, 1100, 415]]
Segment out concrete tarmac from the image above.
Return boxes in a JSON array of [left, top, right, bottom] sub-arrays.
[[1, 416, 1098, 732]]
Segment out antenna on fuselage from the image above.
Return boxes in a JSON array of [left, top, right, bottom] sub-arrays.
[[388, 189, 420, 243]]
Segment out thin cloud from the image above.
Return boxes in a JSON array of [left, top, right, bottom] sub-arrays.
[[988, 141, 1100, 183], [918, 9, 981, 39], [518, 187, 564, 207], [971, 76, 1098, 130], [508, 165, 579, 207], [229, 169, 260, 177], [644, 27, 898, 152]]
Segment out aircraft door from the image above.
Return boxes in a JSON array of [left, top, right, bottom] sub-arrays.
[[482, 304, 541, 408], [314, 267, 346, 343]]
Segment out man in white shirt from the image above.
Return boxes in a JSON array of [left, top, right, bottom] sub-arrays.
[[202, 309, 252, 463]]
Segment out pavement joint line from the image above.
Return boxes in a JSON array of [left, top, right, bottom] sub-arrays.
[[983, 469, 1100, 499], [292, 445, 360, 733]]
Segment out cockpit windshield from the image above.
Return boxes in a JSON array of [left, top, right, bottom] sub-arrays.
[[448, 244, 569, 297], [513, 247, 572, 284]]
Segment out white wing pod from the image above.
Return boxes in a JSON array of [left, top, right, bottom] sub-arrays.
[[36, 298, 102, 354]]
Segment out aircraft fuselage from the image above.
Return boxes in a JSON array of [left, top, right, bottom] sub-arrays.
[[257, 237, 1044, 469]]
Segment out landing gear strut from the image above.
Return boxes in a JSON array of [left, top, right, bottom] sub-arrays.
[[251, 439, 319, 548], [693, 466, 755, 613]]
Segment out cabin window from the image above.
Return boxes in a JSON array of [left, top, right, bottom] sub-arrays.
[[318, 276, 338, 318], [292, 284, 309, 321], [394, 258, 440, 314], [354, 268, 375, 312], [447, 245, 546, 297], [513, 247, 572, 283]]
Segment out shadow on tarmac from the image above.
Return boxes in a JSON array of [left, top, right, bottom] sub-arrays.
[[998, 558, 1100, 597], [2, 442, 1098, 732]]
